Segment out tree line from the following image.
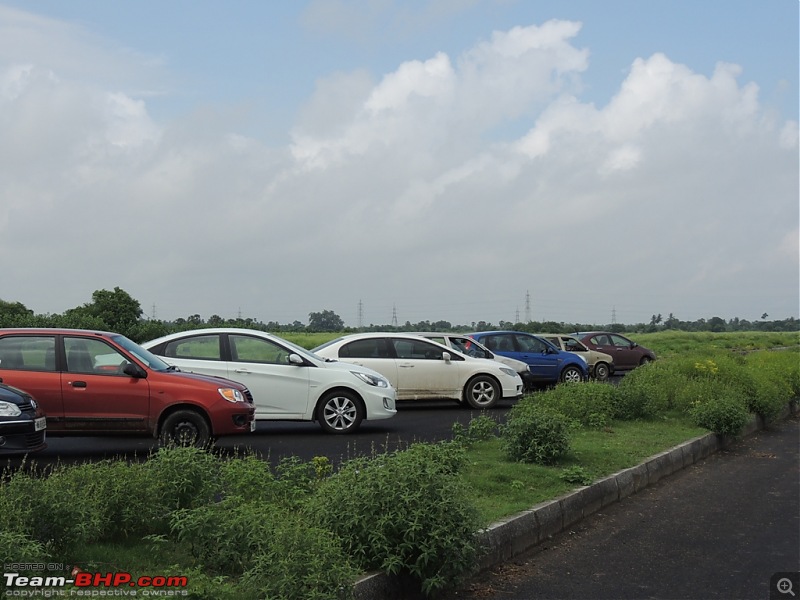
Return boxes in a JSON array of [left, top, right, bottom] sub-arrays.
[[1, 287, 797, 344]]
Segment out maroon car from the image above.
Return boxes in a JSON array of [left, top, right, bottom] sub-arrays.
[[572, 332, 656, 371], [0, 328, 255, 447]]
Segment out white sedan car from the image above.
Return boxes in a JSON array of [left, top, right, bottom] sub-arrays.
[[142, 328, 397, 434], [313, 333, 523, 409], [409, 332, 535, 390]]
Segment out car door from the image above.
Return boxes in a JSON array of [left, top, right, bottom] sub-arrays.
[[0, 334, 65, 429], [513, 334, 560, 383], [60, 335, 152, 432], [389, 338, 460, 400], [159, 333, 229, 380], [607, 334, 639, 369], [226, 333, 311, 419]]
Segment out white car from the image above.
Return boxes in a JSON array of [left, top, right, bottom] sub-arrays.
[[409, 332, 535, 390], [142, 328, 397, 434], [313, 333, 523, 409]]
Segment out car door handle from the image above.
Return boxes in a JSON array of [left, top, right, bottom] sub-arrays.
[[398, 364, 414, 368], [233, 369, 251, 374], [69, 381, 87, 388]]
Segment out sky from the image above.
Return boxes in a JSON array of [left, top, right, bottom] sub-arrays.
[[0, 0, 798, 328]]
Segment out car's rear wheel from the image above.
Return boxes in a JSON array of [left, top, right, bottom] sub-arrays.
[[560, 365, 584, 384], [317, 391, 364, 434], [464, 375, 500, 409], [593, 362, 610, 382], [159, 409, 211, 448]]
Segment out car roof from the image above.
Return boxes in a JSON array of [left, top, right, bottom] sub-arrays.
[[0, 328, 117, 337]]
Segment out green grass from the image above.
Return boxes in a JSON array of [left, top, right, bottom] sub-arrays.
[[463, 413, 707, 524], [632, 330, 800, 358]]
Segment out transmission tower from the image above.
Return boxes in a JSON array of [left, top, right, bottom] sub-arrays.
[[391, 304, 398, 327], [515, 307, 520, 323], [524, 290, 532, 323], [357, 299, 364, 329], [611, 306, 617, 325]]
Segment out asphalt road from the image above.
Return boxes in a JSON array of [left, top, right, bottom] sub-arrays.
[[0, 398, 520, 471], [442, 414, 800, 600]]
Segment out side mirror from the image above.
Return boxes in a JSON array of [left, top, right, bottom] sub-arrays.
[[288, 353, 304, 365], [442, 351, 451, 362], [122, 363, 146, 378]]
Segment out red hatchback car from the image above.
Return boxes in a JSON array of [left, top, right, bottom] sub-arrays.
[[0, 329, 256, 446], [572, 332, 656, 371]]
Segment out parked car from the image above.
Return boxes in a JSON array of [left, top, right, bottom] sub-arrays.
[[143, 328, 397, 434], [0, 328, 256, 447], [540, 334, 615, 381], [409, 332, 535, 390], [467, 331, 588, 386], [572, 332, 656, 371], [0, 382, 47, 455], [313, 333, 523, 409]]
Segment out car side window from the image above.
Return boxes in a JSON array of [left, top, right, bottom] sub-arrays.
[[340, 338, 389, 359], [230, 335, 288, 364], [451, 337, 488, 359], [392, 339, 445, 360], [0, 336, 57, 371], [164, 335, 221, 361], [65, 337, 129, 375], [515, 335, 545, 353], [610, 335, 631, 348], [592, 335, 611, 345]]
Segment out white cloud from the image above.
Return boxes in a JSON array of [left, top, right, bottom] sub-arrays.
[[0, 8, 796, 324]]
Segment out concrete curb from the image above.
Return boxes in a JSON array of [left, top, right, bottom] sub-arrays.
[[352, 401, 799, 599]]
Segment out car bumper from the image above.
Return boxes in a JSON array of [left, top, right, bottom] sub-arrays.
[[0, 418, 47, 454], [364, 389, 398, 421]]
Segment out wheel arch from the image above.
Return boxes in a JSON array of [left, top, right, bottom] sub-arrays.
[[314, 386, 367, 420], [156, 403, 212, 437]]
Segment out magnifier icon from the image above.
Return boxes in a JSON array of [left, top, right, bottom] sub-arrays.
[[778, 578, 796, 597]]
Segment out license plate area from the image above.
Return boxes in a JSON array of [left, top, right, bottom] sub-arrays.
[[34, 417, 47, 431]]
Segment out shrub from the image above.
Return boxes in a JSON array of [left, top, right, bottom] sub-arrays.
[[171, 496, 357, 598], [307, 442, 479, 597], [613, 362, 675, 419], [500, 402, 571, 465], [145, 447, 221, 512], [452, 413, 499, 446], [686, 380, 750, 435], [534, 382, 617, 428]]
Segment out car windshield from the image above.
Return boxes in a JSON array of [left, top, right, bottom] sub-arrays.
[[276, 336, 326, 362], [112, 335, 172, 371]]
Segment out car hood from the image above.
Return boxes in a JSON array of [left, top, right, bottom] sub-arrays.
[[161, 369, 247, 390]]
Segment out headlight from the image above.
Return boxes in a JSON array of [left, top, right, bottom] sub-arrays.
[[499, 367, 517, 377], [218, 388, 245, 403], [351, 371, 389, 388], [0, 401, 22, 417]]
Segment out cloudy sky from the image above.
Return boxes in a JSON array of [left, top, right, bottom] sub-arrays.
[[1, 1, 797, 327]]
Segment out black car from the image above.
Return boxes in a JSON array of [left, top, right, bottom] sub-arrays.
[[0, 383, 47, 454]]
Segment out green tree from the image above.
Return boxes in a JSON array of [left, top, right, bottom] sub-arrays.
[[307, 310, 343, 332], [82, 287, 143, 337]]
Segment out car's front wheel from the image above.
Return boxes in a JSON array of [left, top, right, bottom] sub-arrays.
[[317, 391, 364, 434], [464, 375, 500, 409], [593, 362, 610, 382], [560, 365, 584, 384], [159, 409, 211, 448], [640, 356, 653, 366]]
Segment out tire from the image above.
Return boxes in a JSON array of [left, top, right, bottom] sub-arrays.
[[317, 391, 364, 434], [159, 409, 211, 448], [640, 356, 653, 366], [464, 375, 500, 409], [593, 362, 610, 382], [560, 365, 584, 384]]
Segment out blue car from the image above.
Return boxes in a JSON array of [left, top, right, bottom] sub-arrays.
[[468, 331, 588, 387]]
